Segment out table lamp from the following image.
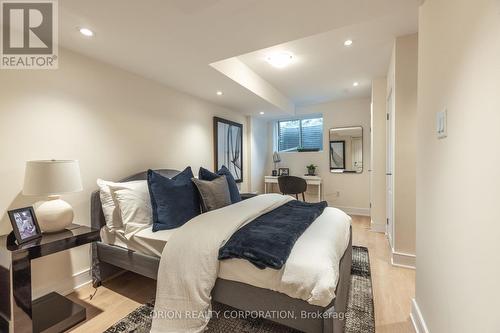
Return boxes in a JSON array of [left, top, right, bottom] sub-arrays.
[[23, 160, 83, 233], [273, 151, 281, 174]]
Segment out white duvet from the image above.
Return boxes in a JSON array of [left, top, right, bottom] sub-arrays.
[[151, 194, 351, 333]]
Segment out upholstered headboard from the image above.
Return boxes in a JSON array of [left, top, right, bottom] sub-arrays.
[[90, 169, 181, 230]]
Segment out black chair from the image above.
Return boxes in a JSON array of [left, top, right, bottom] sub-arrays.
[[278, 176, 307, 201]]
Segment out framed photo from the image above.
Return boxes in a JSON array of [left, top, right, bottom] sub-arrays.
[[8, 207, 42, 244], [330, 140, 346, 170], [278, 168, 290, 176], [214, 117, 243, 183]]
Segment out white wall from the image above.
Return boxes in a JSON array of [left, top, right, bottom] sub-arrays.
[[268, 98, 371, 215], [370, 77, 387, 232], [414, 1, 500, 332], [0, 48, 248, 298], [387, 34, 418, 258], [248, 116, 269, 193], [394, 34, 418, 256]]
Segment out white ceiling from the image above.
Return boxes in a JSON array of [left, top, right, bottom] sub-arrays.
[[237, 12, 418, 107], [59, 0, 419, 116]]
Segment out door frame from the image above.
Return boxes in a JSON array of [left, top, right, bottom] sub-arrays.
[[386, 88, 395, 249]]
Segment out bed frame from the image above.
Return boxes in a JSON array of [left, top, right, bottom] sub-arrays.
[[91, 169, 352, 333]]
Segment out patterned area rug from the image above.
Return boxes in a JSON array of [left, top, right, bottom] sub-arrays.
[[104, 246, 374, 333]]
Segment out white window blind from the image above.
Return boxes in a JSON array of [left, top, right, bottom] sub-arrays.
[[277, 117, 323, 152]]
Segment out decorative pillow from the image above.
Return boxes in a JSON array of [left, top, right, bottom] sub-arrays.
[[199, 166, 241, 203], [148, 167, 201, 231], [97, 178, 143, 229], [192, 176, 232, 212], [108, 181, 152, 239]]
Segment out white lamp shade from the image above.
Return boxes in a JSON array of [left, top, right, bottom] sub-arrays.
[[273, 152, 281, 163], [23, 160, 83, 196]]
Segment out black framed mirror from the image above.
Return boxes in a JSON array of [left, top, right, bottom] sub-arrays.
[[329, 126, 363, 173]]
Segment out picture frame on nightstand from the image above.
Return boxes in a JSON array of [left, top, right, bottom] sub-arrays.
[[8, 206, 42, 244]]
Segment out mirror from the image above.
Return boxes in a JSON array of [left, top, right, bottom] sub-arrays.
[[329, 126, 363, 173]]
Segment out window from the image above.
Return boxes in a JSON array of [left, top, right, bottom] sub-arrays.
[[277, 117, 323, 152]]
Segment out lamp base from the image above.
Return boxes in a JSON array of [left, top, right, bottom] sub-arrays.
[[35, 195, 74, 233]]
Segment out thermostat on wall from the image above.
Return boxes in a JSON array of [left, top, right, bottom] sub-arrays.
[[436, 109, 447, 139]]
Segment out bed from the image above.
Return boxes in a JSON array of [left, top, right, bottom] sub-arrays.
[[91, 169, 352, 333]]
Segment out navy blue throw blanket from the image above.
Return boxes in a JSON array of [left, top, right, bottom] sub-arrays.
[[218, 200, 328, 270]]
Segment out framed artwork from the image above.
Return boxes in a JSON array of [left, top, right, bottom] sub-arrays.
[[278, 168, 290, 176], [214, 117, 243, 183], [330, 140, 346, 170], [8, 206, 42, 244]]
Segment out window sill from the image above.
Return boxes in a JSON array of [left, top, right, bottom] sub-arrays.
[[279, 150, 323, 154]]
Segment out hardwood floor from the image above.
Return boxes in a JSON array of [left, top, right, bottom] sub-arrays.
[[67, 215, 415, 332], [351, 216, 415, 333]]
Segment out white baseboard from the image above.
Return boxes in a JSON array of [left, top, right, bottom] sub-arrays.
[[410, 298, 430, 333], [32, 268, 92, 299], [391, 249, 416, 269], [334, 206, 370, 216], [370, 219, 386, 233]]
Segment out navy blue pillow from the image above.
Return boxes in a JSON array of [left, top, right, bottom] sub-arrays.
[[199, 166, 241, 203], [148, 167, 201, 231]]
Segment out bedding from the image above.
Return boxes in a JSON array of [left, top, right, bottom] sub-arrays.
[[218, 205, 351, 306], [151, 194, 351, 333], [109, 180, 152, 239], [192, 175, 231, 212], [199, 166, 241, 203], [219, 200, 328, 269], [148, 167, 201, 231]]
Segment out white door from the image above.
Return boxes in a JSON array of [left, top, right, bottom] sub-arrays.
[[352, 137, 363, 172], [386, 90, 395, 248]]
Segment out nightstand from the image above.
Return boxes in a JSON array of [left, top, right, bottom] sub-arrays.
[[0, 224, 100, 333]]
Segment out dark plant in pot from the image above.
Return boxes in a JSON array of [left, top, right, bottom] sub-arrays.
[[306, 164, 317, 176]]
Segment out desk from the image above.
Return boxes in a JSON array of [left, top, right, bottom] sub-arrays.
[[264, 175, 322, 202]]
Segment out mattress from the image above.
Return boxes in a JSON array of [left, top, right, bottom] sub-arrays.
[[100, 226, 175, 257]]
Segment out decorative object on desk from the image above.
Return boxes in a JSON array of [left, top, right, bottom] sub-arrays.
[[306, 164, 317, 176], [23, 160, 83, 233], [271, 170, 277, 176], [8, 206, 42, 244], [214, 117, 243, 182], [272, 151, 281, 175], [278, 168, 289, 176]]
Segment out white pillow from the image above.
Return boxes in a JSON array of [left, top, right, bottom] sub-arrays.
[[97, 179, 131, 229], [108, 181, 153, 239]]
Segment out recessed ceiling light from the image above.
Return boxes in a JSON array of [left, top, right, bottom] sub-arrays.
[[79, 27, 94, 37], [216, 91, 223, 96], [353, 82, 359, 87], [259, 112, 265, 115], [266, 52, 294, 69], [344, 39, 353, 47]]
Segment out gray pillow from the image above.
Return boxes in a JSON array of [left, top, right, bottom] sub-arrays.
[[192, 176, 232, 212]]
